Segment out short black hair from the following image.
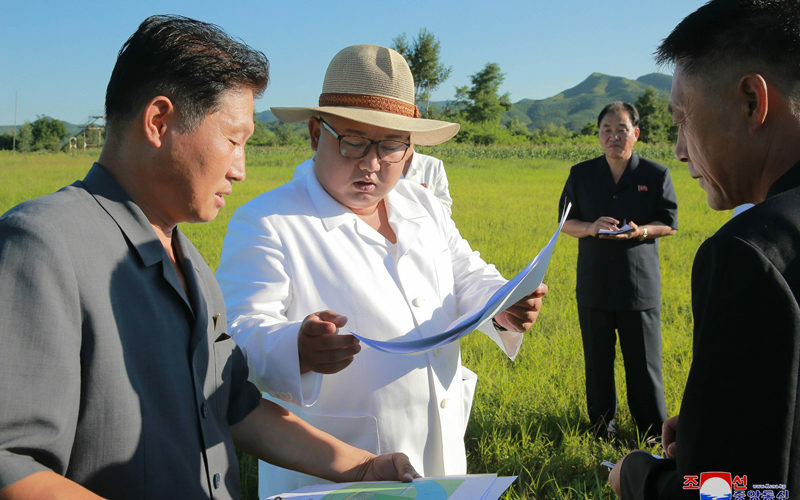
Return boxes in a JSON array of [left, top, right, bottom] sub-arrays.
[[656, 0, 800, 94], [105, 15, 269, 133], [597, 101, 639, 128]]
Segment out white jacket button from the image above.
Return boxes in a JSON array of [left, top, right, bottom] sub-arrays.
[[440, 398, 449, 409], [412, 297, 425, 307]]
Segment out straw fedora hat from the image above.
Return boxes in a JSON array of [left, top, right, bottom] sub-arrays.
[[271, 44, 460, 146]]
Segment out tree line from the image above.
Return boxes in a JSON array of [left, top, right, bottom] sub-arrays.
[[0, 116, 69, 152], [0, 30, 677, 152], [393, 29, 676, 146]]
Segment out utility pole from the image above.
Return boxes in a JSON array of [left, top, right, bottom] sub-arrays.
[[12, 91, 17, 152]]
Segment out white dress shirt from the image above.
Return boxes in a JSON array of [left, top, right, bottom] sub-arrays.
[[217, 158, 523, 496]]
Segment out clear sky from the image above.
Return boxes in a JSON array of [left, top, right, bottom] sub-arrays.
[[0, 0, 707, 126]]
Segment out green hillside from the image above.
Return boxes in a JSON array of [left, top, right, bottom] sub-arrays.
[[1, 73, 672, 137], [504, 72, 672, 133], [255, 110, 277, 122]]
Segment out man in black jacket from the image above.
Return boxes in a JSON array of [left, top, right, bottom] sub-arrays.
[[610, 1, 800, 498], [559, 102, 677, 442]]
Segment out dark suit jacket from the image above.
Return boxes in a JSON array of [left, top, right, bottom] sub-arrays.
[[558, 154, 678, 311], [621, 162, 800, 498], [0, 164, 261, 499]]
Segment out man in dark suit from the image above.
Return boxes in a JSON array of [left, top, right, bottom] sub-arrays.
[[559, 102, 677, 442], [610, 1, 800, 497], [0, 15, 416, 500]]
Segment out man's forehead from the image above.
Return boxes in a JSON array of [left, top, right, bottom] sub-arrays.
[[601, 112, 633, 126], [668, 67, 691, 113]]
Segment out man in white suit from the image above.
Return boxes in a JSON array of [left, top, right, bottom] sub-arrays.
[[216, 44, 548, 497], [402, 148, 453, 214]]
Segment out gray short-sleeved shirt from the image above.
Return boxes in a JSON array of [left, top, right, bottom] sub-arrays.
[[0, 164, 261, 499]]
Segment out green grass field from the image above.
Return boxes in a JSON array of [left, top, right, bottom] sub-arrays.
[[0, 146, 730, 499]]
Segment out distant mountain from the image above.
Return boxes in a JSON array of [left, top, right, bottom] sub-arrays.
[[636, 73, 672, 91], [504, 72, 672, 133], [255, 110, 277, 122], [1, 73, 671, 134], [64, 122, 85, 137]]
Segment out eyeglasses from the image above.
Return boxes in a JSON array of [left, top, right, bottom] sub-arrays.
[[319, 119, 410, 164]]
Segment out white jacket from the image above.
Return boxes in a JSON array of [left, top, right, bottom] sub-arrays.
[[216, 159, 523, 495], [403, 152, 453, 214]]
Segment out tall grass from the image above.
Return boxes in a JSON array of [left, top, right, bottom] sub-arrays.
[[0, 151, 100, 209], [444, 153, 725, 499], [0, 146, 730, 499]]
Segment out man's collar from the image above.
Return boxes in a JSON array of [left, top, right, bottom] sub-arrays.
[[602, 153, 639, 170], [766, 160, 800, 199], [82, 163, 166, 267], [627, 153, 640, 171], [385, 180, 428, 223]]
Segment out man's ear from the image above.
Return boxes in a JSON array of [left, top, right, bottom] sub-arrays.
[[309, 117, 321, 151], [142, 96, 175, 148], [633, 126, 641, 141], [738, 73, 769, 133]]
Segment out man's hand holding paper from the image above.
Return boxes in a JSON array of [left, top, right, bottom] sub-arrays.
[[350, 204, 570, 354], [298, 310, 360, 374], [493, 284, 549, 332], [591, 215, 628, 235], [598, 220, 639, 239]]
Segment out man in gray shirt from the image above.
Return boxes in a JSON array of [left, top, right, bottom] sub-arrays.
[[0, 15, 416, 500]]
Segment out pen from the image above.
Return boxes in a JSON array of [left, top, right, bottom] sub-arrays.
[[601, 454, 662, 470]]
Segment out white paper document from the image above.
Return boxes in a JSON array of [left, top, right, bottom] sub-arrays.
[[598, 223, 632, 235], [349, 203, 571, 355], [266, 474, 517, 500]]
